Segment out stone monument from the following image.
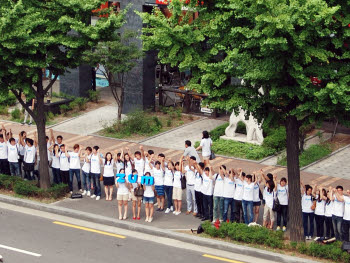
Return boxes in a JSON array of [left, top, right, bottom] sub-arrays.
[[221, 108, 264, 145]]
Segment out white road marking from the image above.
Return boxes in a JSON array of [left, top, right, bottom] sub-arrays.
[[0, 244, 41, 257]]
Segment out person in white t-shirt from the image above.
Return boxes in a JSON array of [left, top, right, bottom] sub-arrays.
[[242, 174, 257, 224], [213, 165, 226, 222], [301, 182, 315, 240], [58, 144, 70, 186], [331, 185, 345, 240], [325, 189, 335, 239], [143, 171, 155, 222], [223, 169, 235, 222], [253, 172, 262, 223], [194, 162, 204, 218], [181, 155, 198, 215], [49, 144, 61, 184], [199, 166, 214, 221], [115, 151, 124, 176], [129, 169, 142, 220], [66, 144, 83, 193], [172, 160, 183, 215], [116, 168, 129, 220], [340, 190, 350, 242], [263, 176, 277, 229], [81, 147, 92, 196], [131, 146, 145, 183], [234, 169, 245, 223], [314, 186, 327, 240], [276, 177, 289, 231], [7, 137, 20, 177], [90, 146, 103, 200], [164, 161, 175, 214], [103, 152, 115, 201], [149, 159, 165, 211], [19, 134, 37, 181], [196, 130, 212, 166], [0, 126, 10, 175]]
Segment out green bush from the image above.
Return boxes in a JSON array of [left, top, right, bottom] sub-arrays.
[[47, 183, 69, 199], [209, 123, 229, 141], [14, 181, 39, 196], [0, 105, 8, 115], [45, 111, 55, 120], [59, 104, 71, 115], [11, 107, 21, 120], [75, 97, 88, 111], [262, 126, 286, 152], [166, 118, 172, 127], [69, 100, 78, 111], [88, 90, 100, 103]]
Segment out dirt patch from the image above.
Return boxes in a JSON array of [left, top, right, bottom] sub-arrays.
[[326, 133, 350, 151]]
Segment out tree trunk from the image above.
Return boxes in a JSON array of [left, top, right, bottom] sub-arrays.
[[35, 72, 50, 189], [118, 80, 124, 122], [285, 115, 304, 242]]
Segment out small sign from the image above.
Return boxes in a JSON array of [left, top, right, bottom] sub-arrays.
[[201, 107, 213, 114]]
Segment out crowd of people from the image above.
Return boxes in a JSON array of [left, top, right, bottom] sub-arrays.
[[1, 126, 350, 241]]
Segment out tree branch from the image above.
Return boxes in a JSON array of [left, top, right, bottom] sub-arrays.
[[11, 89, 36, 119], [43, 74, 58, 94]]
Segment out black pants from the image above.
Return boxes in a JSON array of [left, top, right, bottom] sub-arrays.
[[277, 205, 288, 227], [60, 170, 69, 185], [0, 159, 10, 175], [234, 200, 243, 223], [342, 219, 350, 242], [195, 191, 203, 216], [325, 216, 334, 238], [315, 214, 325, 237], [203, 195, 213, 221]]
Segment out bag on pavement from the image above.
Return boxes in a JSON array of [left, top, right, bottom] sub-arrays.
[[71, 193, 83, 199]]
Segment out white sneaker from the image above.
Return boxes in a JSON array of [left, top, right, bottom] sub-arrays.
[[96, 196, 100, 201], [276, 226, 281, 231], [145, 217, 149, 222], [314, 237, 320, 241], [165, 208, 170, 214], [91, 194, 96, 198], [87, 191, 91, 196], [148, 217, 153, 222], [170, 206, 174, 211], [173, 211, 177, 214], [82, 190, 87, 196], [79, 189, 83, 192], [70, 191, 73, 194], [175, 211, 181, 215]]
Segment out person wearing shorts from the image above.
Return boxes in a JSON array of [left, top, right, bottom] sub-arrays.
[[103, 152, 115, 201], [263, 179, 276, 229], [116, 168, 129, 220], [130, 169, 142, 220], [172, 160, 183, 215], [149, 160, 165, 211], [143, 172, 155, 222]]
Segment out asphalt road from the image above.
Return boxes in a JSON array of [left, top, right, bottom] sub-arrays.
[[0, 205, 276, 263]]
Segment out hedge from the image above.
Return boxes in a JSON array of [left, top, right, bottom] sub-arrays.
[[202, 221, 350, 262], [0, 174, 68, 199]]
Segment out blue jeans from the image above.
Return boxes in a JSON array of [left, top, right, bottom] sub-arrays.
[[332, 215, 343, 240], [242, 200, 254, 224], [69, 169, 81, 192], [223, 198, 235, 222], [303, 212, 314, 237], [164, 185, 173, 209], [91, 173, 101, 196], [9, 162, 20, 177], [82, 171, 91, 191], [52, 168, 61, 184]]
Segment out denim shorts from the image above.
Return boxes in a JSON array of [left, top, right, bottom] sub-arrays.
[[143, 196, 154, 204]]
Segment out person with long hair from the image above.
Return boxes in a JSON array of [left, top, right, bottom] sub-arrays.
[[263, 177, 276, 229], [90, 146, 103, 200], [252, 172, 262, 223], [103, 152, 115, 201], [130, 169, 142, 220], [325, 188, 335, 239], [196, 130, 212, 166], [164, 160, 174, 213], [143, 171, 155, 222], [172, 160, 183, 215], [116, 168, 129, 220], [314, 186, 327, 240], [276, 177, 288, 231]]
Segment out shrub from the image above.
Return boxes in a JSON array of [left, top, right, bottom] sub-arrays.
[[11, 107, 21, 120], [166, 118, 172, 127], [88, 90, 100, 103], [209, 123, 229, 141], [59, 104, 71, 115], [262, 126, 286, 152], [0, 105, 8, 115], [47, 183, 69, 199], [75, 97, 88, 111], [69, 100, 78, 111], [45, 111, 55, 120], [14, 181, 39, 196]]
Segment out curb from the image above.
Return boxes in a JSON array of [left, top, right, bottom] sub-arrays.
[[88, 133, 139, 144], [0, 194, 316, 263]]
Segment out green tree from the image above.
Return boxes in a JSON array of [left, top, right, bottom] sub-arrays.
[[139, 0, 350, 241], [0, 0, 125, 189], [84, 29, 143, 121]]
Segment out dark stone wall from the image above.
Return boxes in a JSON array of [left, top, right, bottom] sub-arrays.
[[60, 65, 92, 98]]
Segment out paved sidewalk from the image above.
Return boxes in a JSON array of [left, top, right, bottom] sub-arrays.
[[51, 103, 122, 135], [141, 118, 226, 150]]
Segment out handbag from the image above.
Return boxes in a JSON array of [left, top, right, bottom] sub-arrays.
[[209, 151, 216, 160], [181, 174, 186, 190], [134, 186, 144, 197], [99, 174, 103, 182], [272, 193, 281, 212]]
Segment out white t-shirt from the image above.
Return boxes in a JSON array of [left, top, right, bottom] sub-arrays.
[[242, 181, 254, 201], [264, 187, 275, 208], [315, 197, 326, 216], [144, 183, 155, 198], [343, 196, 350, 221], [103, 160, 114, 177], [69, 152, 81, 169], [0, 141, 8, 159], [277, 184, 288, 205], [164, 169, 174, 186], [82, 154, 91, 173], [90, 154, 101, 174], [173, 171, 182, 189], [47, 142, 51, 161], [194, 172, 202, 191], [201, 173, 213, 196], [253, 183, 260, 202], [325, 201, 333, 217], [153, 168, 164, 186], [124, 161, 133, 177], [301, 194, 314, 213], [51, 152, 60, 169], [185, 165, 196, 185], [116, 161, 124, 174], [332, 195, 344, 217], [234, 178, 244, 201], [144, 158, 152, 175], [59, 152, 69, 171], [200, 138, 212, 157], [213, 174, 224, 197], [223, 176, 235, 198], [117, 181, 129, 195], [134, 158, 145, 177], [19, 140, 26, 156], [7, 142, 19, 163], [24, 145, 36, 164]]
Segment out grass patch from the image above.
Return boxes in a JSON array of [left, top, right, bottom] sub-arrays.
[[277, 144, 332, 167]]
